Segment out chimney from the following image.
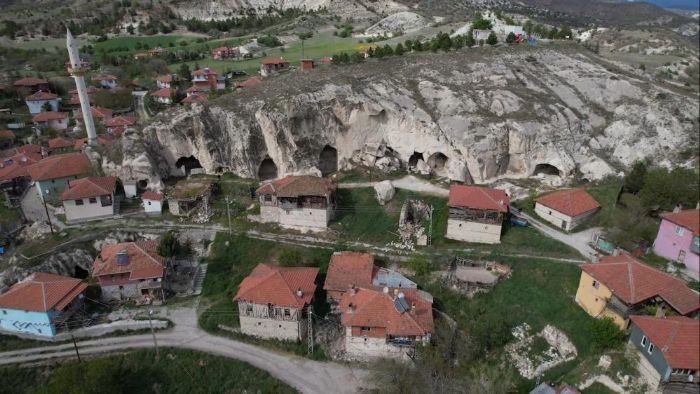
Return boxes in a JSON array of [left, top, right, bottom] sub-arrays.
[[347, 303, 353, 314], [411, 302, 416, 314], [296, 288, 303, 298], [673, 203, 682, 213]]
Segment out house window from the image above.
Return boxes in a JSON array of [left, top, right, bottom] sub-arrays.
[[592, 280, 599, 289], [549, 210, 552, 215], [641, 335, 647, 346], [648, 343, 655, 354], [89, 197, 97, 204], [246, 305, 253, 314], [284, 309, 290, 318], [264, 195, 272, 202], [361, 327, 371, 335], [1, 310, 5, 315], [75, 199, 84, 206], [675, 226, 685, 236], [148, 201, 152, 206]]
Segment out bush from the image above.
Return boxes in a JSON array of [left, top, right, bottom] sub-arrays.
[[157, 231, 191, 258], [257, 35, 282, 47], [486, 32, 498, 46], [472, 17, 493, 30], [586, 317, 624, 351], [506, 32, 516, 44], [406, 255, 432, 276]]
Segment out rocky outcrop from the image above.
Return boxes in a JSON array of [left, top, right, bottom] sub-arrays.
[[124, 47, 698, 188]]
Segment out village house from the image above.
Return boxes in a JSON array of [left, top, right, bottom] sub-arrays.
[[653, 209, 699, 274], [181, 93, 208, 104], [47, 137, 75, 154], [75, 106, 113, 127], [575, 254, 700, 329], [142, 191, 163, 216], [534, 189, 600, 231], [73, 134, 115, 151], [61, 176, 118, 223], [445, 185, 509, 244], [32, 111, 69, 131], [300, 59, 315, 71], [0, 150, 41, 205], [323, 251, 416, 303], [68, 86, 96, 108], [236, 77, 262, 90], [234, 263, 319, 340], [24, 91, 59, 115], [628, 315, 699, 389], [472, 29, 493, 41], [494, 23, 525, 38], [260, 58, 290, 77], [27, 152, 91, 201], [151, 88, 174, 105], [256, 175, 336, 230], [168, 179, 213, 216], [320, 56, 333, 65], [0, 273, 87, 337], [104, 116, 136, 135], [191, 68, 224, 91], [0, 130, 15, 150], [148, 47, 167, 57], [338, 287, 433, 360], [91, 74, 118, 89], [156, 74, 175, 89], [13, 77, 50, 97], [93, 240, 167, 303], [212, 46, 238, 59]]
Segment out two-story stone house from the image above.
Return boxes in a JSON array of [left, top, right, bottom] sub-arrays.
[[234, 263, 319, 341], [446, 185, 509, 244], [256, 175, 336, 231]]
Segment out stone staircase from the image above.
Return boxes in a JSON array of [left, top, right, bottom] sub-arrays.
[[192, 263, 208, 295]]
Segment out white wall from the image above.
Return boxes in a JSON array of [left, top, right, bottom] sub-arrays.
[[143, 199, 162, 215], [63, 195, 116, 223], [239, 316, 303, 340], [534, 202, 598, 231], [278, 207, 331, 229], [446, 219, 502, 244]]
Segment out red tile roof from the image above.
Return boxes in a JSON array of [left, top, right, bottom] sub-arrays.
[[142, 191, 163, 201], [0, 130, 15, 141], [28, 152, 91, 181], [32, 111, 68, 122], [630, 316, 699, 370], [324, 252, 375, 292], [262, 57, 289, 66], [157, 75, 173, 83], [73, 135, 115, 150], [104, 116, 136, 128], [339, 288, 433, 337], [237, 77, 262, 89], [151, 87, 174, 98], [25, 91, 58, 101], [93, 241, 166, 280], [536, 189, 600, 217], [61, 176, 116, 201], [581, 254, 700, 315], [320, 56, 333, 64], [75, 107, 113, 120], [14, 77, 48, 87], [448, 185, 509, 212], [662, 209, 700, 236], [0, 272, 87, 313], [181, 93, 208, 104], [256, 175, 334, 198], [48, 137, 74, 150], [17, 144, 42, 155], [234, 263, 319, 309], [192, 68, 217, 77], [0, 152, 42, 182]]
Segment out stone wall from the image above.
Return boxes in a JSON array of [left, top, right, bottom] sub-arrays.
[[239, 316, 304, 340], [446, 219, 503, 244], [534, 202, 598, 231]]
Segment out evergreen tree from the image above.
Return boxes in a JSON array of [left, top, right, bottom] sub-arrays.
[[465, 31, 475, 47], [506, 32, 516, 44], [394, 43, 405, 56], [486, 32, 498, 45]]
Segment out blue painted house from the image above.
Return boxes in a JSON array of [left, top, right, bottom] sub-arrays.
[[24, 91, 59, 115], [629, 315, 699, 389], [27, 152, 92, 202], [0, 272, 87, 337]]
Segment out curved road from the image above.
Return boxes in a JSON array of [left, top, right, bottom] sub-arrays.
[[0, 308, 368, 394]]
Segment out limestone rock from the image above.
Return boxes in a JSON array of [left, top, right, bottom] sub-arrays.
[[598, 354, 612, 370], [374, 180, 395, 205]]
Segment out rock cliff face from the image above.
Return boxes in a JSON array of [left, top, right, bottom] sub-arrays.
[[126, 47, 698, 187]]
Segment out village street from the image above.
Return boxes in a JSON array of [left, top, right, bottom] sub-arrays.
[[0, 307, 369, 394]]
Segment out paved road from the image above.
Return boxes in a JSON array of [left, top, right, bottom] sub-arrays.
[[0, 308, 368, 394]]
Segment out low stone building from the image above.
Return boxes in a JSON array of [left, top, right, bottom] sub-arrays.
[[168, 179, 213, 217], [338, 287, 433, 360], [445, 185, 509, 244], [534, 189, 600, 231], [142, 191, 163, 216], [256, 175, 336, 230], [93, 240, 167, 303], [233, 263, 319, 341], [61, 176, 118, 223], [260, 58, 290, 77]]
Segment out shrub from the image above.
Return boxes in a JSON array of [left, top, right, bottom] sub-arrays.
[[486, 32, 498, 46], [586, 317, 624, 351], [406, 255, 432, 276], [506, 32, 516, 44]]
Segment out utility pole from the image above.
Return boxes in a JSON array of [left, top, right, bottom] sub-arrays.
[[148, 309, 159, 360], [307, 305, 313, 356], [71, 335, 81, 363], [41, 192, 54, 235], [224, 196, 232, 235], [428, 205, 433, 246]]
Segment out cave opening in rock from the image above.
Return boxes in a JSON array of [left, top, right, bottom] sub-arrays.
[[175, 156, 203, 176], [74, 265, 89, 279], [258, 157, 278, 180], [427, 152, 449, 176], [533, 163, 561, 177], [137, 179, 148, 190], [319, 145, 338, 176], [408, 152, 424, 168]]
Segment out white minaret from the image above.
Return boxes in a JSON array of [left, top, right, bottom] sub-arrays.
[[66, 29, 97, 146]]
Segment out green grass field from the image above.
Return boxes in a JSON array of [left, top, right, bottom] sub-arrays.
[[94, 35, 191, 52], [0, 348, 297, 394]]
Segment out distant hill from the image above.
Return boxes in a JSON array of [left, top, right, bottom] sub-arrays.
[[627, 0, 699, 11]]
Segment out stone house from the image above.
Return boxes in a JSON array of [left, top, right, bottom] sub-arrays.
[[191, 68, 224, 91], [104, 116, 136, 135], [142, 191, 163, 215], [181, 93, 208, 104], [156, 74, 174, 89], [534, 189, 600, 231], [256, 175, 336, 231], [93, 240, 167, 303], [653, 209, 699, 275], [629, 315, 699, 390], [61, 176, 118, 223], [32, 111, 69, 131], [167, 179, 213, 216], [323, 251, 416, 303], [151, 88, 174, 105], [91, 74, 117, 89], [24, 91, 59, 115], [27, 152, 91, 201], [212, 46, 238, 59], [446, 185, 509, 244], [0, 273, 87, 337], [260, 58, 290, 77], [233, 263, 319, 341], [13, 77, 50, 97], [47, 137, 75, 154], [575, 254, 700, 329], [338, 287, 433, 360]]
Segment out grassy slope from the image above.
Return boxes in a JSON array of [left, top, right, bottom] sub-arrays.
[[0, 348, 296, 394], [0, 195, 20, 227]]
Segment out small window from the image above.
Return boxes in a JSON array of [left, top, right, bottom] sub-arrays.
[[592, 280, 600, 289], [361, 326, 370, 334], [675, 226, 685, 236], [648, 343, 655, 354], [549, 210, 552, 215], [641, 335, 647, 346], [284, 309, 290, 318], [246, 305, 253, 314], [2, 310, 6, 315], [89, 197, 97, 204], [148, 201, 152, 206], [75, 199, 84, 206], [118, 286, 123, 290]]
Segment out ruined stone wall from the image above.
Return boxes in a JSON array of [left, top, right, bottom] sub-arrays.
[[446, 219, 503, 244]]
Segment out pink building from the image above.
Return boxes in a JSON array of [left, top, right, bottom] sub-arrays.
[[653, 209, 699, 274]]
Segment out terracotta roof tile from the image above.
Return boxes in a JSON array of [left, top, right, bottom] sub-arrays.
[[14, 77, 48, 87], [256, 175, 334, 198], [581, 254, 700, 315], [237, 77, 262, 89], [0, 152, 42, 182], [323, 252, 375, 292], [192, 68, 217, 77], [234, 263, 318, 308], [630, 315, 699, 370], [17, 144, 43, 155], [157, 75, 173, 83], [448, 185, 509, 212], [27, 152, 91, 181], [61, 176, 116, 201], [339, 288, 433, 337], [93, 241, 166, 280], [25, 91, 58, 101], [151, 88, 174, 98], [48, 137, 74, 150], [0, 272, 87, 312], [142, 191, 163, 201], [0, 130, 15, 141], [104, 116, 136, 127], [32, 112, 68, 122], [536, 189, 600, 217], [181, 93, 208, 103], [262, 57, 289, 65], [661, 209, 700, 236], [75, 107, 113, 120]]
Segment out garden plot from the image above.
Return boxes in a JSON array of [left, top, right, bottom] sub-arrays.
[[506, 323, 578, 379]]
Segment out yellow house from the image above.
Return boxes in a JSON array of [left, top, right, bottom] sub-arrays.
[[575, 254, 700, 329]]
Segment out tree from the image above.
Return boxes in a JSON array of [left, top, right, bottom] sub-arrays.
[[586, 317, 624, 351], [486, 32, 498, 45], [126, 24, 135, 35], [471, 17, 492, 30], [505, 32, 516, 44], [394, 42, 405, 56], [464, 31, 475, 47], [639, 167, 699, 210], [623, 161, 647, 194], [382, 44, 394, 56], [157, 231, 180, 258], [178, 63, 192, 81]]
